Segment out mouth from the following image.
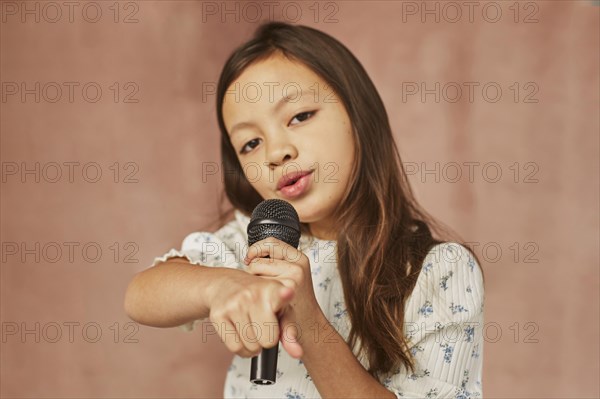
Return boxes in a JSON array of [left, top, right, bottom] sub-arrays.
[[276, 170, 314, 200], [277, 170, 313, 190]]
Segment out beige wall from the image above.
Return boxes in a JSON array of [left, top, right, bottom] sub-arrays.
[[1, 1, 598, 397]]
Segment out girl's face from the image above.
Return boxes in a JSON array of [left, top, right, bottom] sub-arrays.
[[222, 54, 356, 240]]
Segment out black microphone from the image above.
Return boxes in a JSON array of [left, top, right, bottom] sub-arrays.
[[247, 199, 301, 385]]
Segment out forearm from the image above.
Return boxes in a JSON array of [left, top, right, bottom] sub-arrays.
[[301, 310, 396, 399], [124, 258, 238, 328]]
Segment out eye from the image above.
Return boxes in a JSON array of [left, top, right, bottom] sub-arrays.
[[289, 111, 316, 126], [240, 138, 261, 155]]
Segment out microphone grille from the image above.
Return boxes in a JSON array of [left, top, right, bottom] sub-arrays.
[[248, 199, 301, 247]]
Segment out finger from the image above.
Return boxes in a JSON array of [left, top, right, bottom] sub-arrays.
[[246, 258, 288, 275], [244, 237, 303, 264], [248, 261, 302, 293], [233, 312, 262, 357], [272, 285, 295, 315], [247, 261, 298, 287], [249, 293, 282, 350], [279, 285, 295, 302], [247, 285, 292, 350], [211, 315, 249, 357], [279, 308, 303, 359]]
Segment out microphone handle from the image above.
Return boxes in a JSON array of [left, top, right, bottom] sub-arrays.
[[249, 254, 281, 385], [250, 344, 279, 385]]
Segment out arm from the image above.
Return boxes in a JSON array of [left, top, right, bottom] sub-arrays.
[[125, 252, 297, 359], [300, 310, 396, 399], [123, 257, 242, 328], [244, 239, 395, 398]]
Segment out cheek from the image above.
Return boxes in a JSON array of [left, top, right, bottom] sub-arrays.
[[336, 136, 356, 185], [241, 162, 260, 183], [238, 161, 272, 189]]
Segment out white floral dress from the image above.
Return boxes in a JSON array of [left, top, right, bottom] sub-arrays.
[[152, 210, 485, 398]]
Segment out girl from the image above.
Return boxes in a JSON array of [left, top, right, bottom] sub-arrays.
[[125, 21, 485, 399]]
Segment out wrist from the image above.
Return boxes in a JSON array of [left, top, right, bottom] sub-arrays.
[[296, 305, 328, 346], [200, 266, 240, 313]]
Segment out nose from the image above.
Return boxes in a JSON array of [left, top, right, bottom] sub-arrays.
[[265, 136, 298, 168]]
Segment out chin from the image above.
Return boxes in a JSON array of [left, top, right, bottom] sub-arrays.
[[296, 208, 329, 225]]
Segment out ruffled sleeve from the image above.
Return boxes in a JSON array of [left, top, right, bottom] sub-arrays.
[[150, 210, 252, 332], [381, 242, 485, 398]]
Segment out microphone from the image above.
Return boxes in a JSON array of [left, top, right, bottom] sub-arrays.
[[247, 199, 301, 385]]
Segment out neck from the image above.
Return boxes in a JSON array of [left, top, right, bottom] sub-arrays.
[[308, 221, 337, 241]]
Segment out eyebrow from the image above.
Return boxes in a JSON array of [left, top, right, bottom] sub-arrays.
[[229, 89, 306, 137]]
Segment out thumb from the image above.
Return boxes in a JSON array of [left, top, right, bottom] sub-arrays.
[[279, 286, 294, 301], [278, 307, 303, 359]]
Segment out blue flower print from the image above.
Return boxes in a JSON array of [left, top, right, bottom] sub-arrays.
[[333, 302, 347, 320], [467, 255, 475, 272], [382, 375, 392, 387], [440, 270, 454, 291], [423, 262, 433, 273], [441, 343, 454, 363], [449, 302, 469, 314], [310, 245, 319, 262], [410, 344, 425, 357], [408, 369, 431, 380], [464, 325, 475, 343], [466, 285, 472, 293], [228, 363, 245, 379], [418, 300, 433, 318], [455, 370, 481, 399], [319, 277, 332, 291], [471, 343, 480, 359], [284, 388, 306, 399], [455, 389, 469, 399], [460, 369, 472, 390], [425, 388, 439, 398]]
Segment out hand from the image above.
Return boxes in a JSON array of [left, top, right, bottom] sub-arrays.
[[244, 237, 321, 357], [206, 269, 297, 359]]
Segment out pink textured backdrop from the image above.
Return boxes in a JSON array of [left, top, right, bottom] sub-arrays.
[[1, 1, 598, 398]]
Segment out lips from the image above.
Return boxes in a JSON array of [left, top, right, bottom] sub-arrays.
[[277, 170, 313, 190]]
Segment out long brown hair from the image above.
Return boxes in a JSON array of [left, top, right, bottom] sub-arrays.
[[213, 21, 484, 379]]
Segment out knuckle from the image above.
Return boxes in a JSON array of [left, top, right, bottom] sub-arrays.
[[228, 341, 243, 353], [248, 342, 262, 355], [236, 349, 252, 358], [237, 346, 256, 358], [209, 309, 224, 321], [286, 247, 301, 260], [291, 267, 304, 281], [290, 280, 299, 291], [241, 289, 257, 303], [262, 337, 278, 349], [301, 253, 310, 264]]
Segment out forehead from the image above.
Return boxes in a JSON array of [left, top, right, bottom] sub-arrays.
[[230, 54, 324, 92], [222, 55, 329, 129]]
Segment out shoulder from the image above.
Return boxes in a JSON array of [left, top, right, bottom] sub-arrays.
[[181, 209, 250, 251], [415, 242, 484, 312], [172, 210, 251, 269], [421, 242, 481, 279]]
